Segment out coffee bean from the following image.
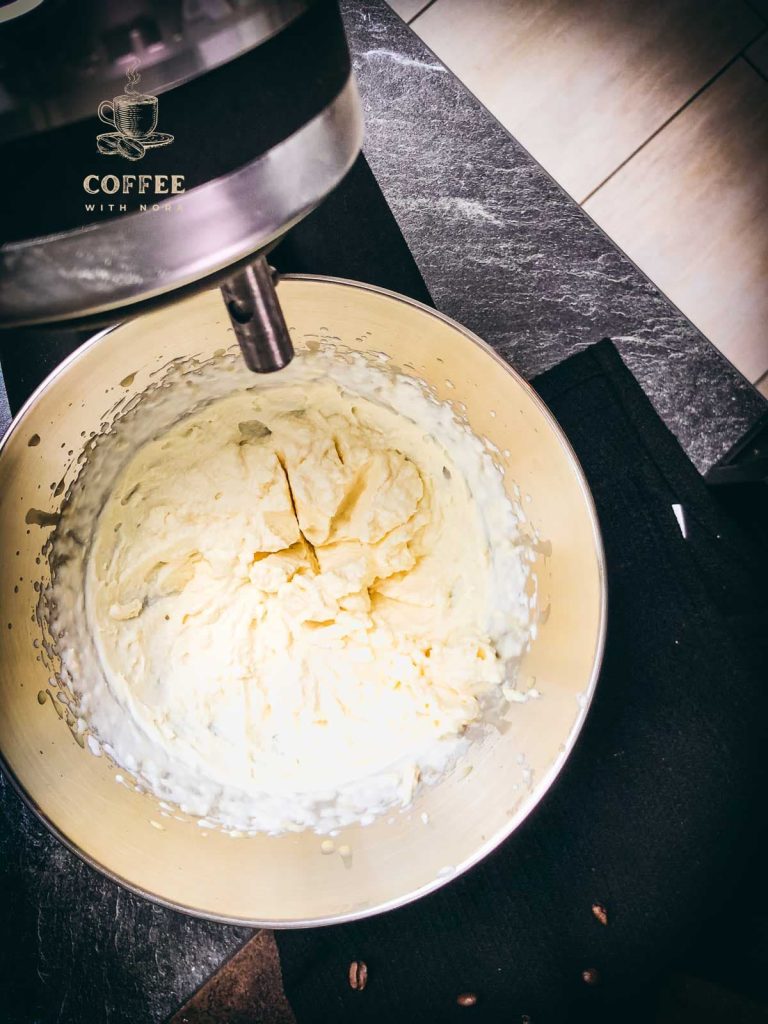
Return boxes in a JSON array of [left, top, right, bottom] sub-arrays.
[[582, 968, 600, 985], [591, 903, 608, 926], [117, 137, 146, 161], [97, 135, 121, 155], [348, 960, 368, 991], [456, 992, 477, 1007]]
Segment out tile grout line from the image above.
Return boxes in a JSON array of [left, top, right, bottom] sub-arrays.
[[408, 0, 441, 25], [742, 0, 768, 22], [745, 54, 768, 81], [579, 38, 765, 206], [744, 29, 768, 82]]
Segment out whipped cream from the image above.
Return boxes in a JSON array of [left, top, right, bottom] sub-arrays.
[[49, 347, 534, 833]]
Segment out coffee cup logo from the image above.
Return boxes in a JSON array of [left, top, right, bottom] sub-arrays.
[[97, 62, 173, 162]]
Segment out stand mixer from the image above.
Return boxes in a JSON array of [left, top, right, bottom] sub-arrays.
[[0, 2, 608, 932], [0, 0, 363, 373]]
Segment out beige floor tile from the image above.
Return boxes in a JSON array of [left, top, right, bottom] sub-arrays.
[[386, 0, 430, 22], [412, 0, 763, 202], [746, 29, 768, 75], [585, 60, 768, 383]]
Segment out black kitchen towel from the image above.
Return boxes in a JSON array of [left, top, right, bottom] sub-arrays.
[[275, 339, 768, 1024]]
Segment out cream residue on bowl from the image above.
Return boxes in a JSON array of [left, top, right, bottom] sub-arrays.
[[47, 345, 535, 834]]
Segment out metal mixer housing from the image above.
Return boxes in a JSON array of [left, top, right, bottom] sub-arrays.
[[0, 0, 364, 372]]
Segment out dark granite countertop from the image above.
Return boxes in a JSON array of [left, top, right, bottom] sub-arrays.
[[1, 2, 765, 1022]]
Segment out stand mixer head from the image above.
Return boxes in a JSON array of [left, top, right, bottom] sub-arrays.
[[0, 0, 363, 373]]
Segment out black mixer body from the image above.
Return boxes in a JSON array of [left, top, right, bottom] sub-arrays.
[[0, 0, 363, 372]]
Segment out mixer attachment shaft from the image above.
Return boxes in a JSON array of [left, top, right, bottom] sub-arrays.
[[220, 255, 294, 373]]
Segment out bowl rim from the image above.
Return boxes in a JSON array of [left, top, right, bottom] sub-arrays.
[[0, 273, 608, 928]]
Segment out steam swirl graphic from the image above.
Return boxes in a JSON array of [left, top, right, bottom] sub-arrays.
[[125, 60, 141, 95]]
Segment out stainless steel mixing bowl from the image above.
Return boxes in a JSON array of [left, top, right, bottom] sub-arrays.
[[0, 277, 606, 926]]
